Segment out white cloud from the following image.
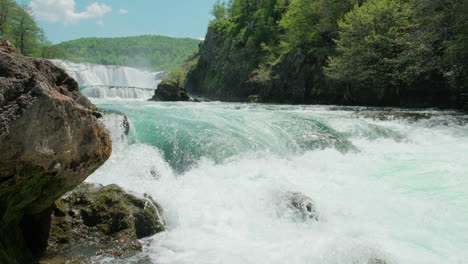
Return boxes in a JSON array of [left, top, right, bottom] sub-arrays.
[[119, 9, 129, 15], [30, 0, 111, 24]]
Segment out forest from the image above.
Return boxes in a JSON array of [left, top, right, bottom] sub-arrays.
[[55, 36, 202, 71], [186, 0, 467, 108]]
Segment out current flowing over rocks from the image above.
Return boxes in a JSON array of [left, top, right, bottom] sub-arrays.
[[84, 98, 468, 264]]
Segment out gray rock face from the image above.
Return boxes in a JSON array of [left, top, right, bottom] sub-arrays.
[[185, 27, 260, 101], [0, 50, 112, 263]]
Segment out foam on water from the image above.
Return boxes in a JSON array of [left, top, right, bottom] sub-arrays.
[[88, 101, 468, 264], [81, 86, 156, 100]]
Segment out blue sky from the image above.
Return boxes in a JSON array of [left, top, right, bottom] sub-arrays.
[[17, 0, 217, 43]]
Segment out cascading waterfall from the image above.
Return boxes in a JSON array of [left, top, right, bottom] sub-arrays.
[[51, 60, 164, 99], [85, 100, 468, 264]]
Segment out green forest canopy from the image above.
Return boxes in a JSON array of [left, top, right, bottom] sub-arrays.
[[208, 0, 467, 95], [55, 36, 202, 71]]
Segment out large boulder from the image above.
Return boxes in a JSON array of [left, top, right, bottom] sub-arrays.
[[0, 50, 112, 263], [40, 183, 165, 262], [149, 80, 190, 102]]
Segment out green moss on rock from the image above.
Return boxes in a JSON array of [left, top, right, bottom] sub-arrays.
[[43, 183, 165, 262], [149, 80, 190, 102]]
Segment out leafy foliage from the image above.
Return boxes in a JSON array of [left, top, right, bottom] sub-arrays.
[[327, 0, 467, 95], [326, 0, 412, 88]]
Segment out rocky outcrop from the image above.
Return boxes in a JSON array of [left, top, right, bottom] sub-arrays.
[[0, 50, 112, 263], [149, 80, 190, 102], [185, 27, 261, 101], [40, 183, 165, 262]]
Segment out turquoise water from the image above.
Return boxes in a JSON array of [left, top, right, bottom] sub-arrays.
[[87, 100, 468, 264]]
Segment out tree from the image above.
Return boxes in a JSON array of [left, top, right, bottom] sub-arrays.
[[0, 0, 10, 35], [211, 0, 227, 21], [169, 67, 187, 88], [9, 3, 41, 55], [325, 0, 412, 89]]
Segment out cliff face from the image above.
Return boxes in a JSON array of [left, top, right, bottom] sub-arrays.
[[185, 28, 261, 101], [0, 48, 112, 263], [185, 26, 466, 109]]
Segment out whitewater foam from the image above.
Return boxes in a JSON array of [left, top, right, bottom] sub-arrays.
[[87, 101, 468, 264]]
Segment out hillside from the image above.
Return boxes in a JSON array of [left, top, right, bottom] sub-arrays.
[[185, 0, 467, 109], [55, 35, 202, 71]]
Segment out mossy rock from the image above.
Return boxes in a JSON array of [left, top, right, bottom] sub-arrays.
[[42, 183, 165, 262], [149, 80, 190, 101]]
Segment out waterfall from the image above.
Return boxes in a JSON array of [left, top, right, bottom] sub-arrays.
[[51, 59, 165, 99]]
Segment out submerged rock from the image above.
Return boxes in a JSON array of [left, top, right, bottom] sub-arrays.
[[286, 192, 319, 221], [42, 183, 165, 262], [276, 192, 319, 221], [368, 258, 387, 264], [353, 110, 433, 122], [0, 50, 111, 263], [149, 80, 190, 101]]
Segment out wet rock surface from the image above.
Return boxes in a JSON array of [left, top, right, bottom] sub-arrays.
[[0, 50, 112, 263], [41, 183, 165, 262], [353, 109, 468, 126], [285, 192, 319, 221], [353, 111, 433, 122]]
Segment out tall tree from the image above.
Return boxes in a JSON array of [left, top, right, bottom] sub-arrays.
[[10, 3, 40, 55], [211, 0, 227, 21], [0, 0, 10, 35]]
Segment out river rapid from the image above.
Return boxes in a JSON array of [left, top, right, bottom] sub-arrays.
[[84, 99, 467, 264]]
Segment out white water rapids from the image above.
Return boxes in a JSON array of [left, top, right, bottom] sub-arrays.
[[51, 60, 468, 264], [83, 100, 468, 264]]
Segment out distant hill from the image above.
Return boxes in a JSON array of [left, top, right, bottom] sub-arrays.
[[55, 35, 202, 71]]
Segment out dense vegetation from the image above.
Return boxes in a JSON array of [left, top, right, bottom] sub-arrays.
[[0, 0, 56, 57], [55, 36, 202, 71], [186, 0, 467, 109]]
